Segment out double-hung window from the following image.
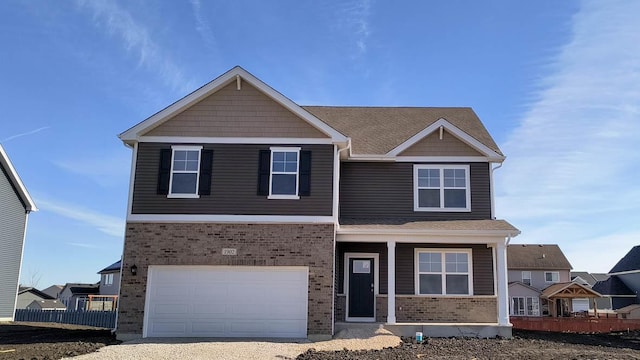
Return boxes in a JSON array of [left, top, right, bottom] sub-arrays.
[[104, 273, 114, 286], [511, 297, 540, 316], [269, 147, 300, 199], [545, 271, 559, 283], [414, 165, 470, 211], [415, 249, 473, 295], [522, 271, 532, 286], [168, 145, 202, 198]]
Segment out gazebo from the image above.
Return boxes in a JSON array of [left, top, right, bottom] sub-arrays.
[[541, 282, 602, 317]]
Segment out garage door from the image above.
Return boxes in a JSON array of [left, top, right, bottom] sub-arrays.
[[144, 266, 308, 338]]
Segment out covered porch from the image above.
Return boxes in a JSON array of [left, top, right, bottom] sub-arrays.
[[541, 282, 603, 318], [334, 219, 520, 337]]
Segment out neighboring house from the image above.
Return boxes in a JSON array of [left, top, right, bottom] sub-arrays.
[[98, 260, 121, 296], [41, 285, 64, 299], [15, 287, 54, 309], [592, 246, 640, 310], [571, 271, 612, 310], [116, 66, 520, 340], [0, 144, 37, 321], [507, 244, 599, 317], [26, 299, 66, 311], [59, 283, 99, 311]]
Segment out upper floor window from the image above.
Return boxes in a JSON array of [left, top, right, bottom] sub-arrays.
[[269, 147, 300, 199], [522, 271, 531, 286], [545, 271, 559, 283], [103, 273, 114, 286], [169, 145, 202, 198], [415, 249, 473, 296], [257, 148, 311, 199], [414, 165, 470, 212]]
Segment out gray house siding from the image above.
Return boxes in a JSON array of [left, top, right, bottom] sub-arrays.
[[15, 291, 48, 309], [0, 165, 27, 320], [99, 272, 121, 296], [337, 243, 494, 296], [131, 143, 334, 216], [339, 162, 491, 221]]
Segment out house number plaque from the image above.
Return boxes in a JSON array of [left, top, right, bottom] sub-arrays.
[[222, 248, 237, 256]]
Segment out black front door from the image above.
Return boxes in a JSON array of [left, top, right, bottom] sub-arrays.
[[348, 258, 374, 318]]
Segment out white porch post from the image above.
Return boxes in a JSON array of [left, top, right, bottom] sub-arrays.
[[496, 241, 510, 326], [387, 240, 396, 324]]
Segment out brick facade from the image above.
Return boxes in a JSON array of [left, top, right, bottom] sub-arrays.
[[396, 296, 497, 323], [117, 222, 335, 336]]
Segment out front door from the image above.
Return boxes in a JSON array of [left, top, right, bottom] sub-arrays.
[[348, 258, 375, 319]]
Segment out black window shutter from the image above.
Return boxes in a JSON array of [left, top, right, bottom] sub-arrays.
[[299, 150, 311, 196], [257, 150, 271, 195], [157, 149, 172, 195], [198, 149, 213, 196]]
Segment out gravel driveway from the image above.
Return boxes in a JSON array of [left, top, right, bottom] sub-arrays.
[[63, 327, 401, 360]]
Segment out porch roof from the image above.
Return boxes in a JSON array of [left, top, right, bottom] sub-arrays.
[[338, 219, 519, 236], [540, 282, 602, 299]]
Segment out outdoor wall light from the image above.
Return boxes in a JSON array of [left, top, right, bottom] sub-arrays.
[[130, 264, 138, 276]]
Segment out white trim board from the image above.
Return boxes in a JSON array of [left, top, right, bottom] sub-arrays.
[[0, 144, 37, 211], [119, 66, 348, 145], [127, 214, 335, 224], [386, 118, 504, 161], [138, 136, 335, 145], [344, 253, 379, 323]]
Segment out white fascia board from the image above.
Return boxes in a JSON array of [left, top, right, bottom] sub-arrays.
[[139, 136, 335, 145], [336, 231, 517, 244], [336, 227, 520, 238], [608, 269, 640, 276], [386, 118, 505, 160], [0, 144, 37, 212], [394, 156, 492, 163], [119, 66, 347, 144], [127, 214, 335, 224]]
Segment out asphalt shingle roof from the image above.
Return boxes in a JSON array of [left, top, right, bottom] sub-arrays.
[[610, 246, 640, 273], [592, 276, 635, 296], [507, 244, 573, 270], [302, 106, 502, 156], [98, 260, 122, 274]]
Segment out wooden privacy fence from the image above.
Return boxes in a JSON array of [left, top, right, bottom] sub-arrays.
[[14, 309, 116, 329], [511, 316, 640, 333]]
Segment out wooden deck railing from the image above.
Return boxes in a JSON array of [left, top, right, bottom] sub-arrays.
[[511, 316, 640, 333]]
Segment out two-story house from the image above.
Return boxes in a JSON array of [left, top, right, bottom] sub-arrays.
[[593, 246, 640, 310], [115, 66, 520, 341], [507, 244, 600, 317], [0, 144, 37, 321]]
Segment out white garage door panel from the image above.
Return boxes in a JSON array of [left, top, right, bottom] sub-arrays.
[[145, 266, 308, 338]]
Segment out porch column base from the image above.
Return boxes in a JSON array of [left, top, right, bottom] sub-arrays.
[[387, 240, 396, 324]]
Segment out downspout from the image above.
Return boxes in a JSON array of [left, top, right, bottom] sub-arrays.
[[331, 139, 351, 336], [490, 162, 503, 219]]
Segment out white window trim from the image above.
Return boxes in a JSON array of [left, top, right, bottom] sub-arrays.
[[268, 146, 301, 200], [414, 248, 474, 296], [413, 164, 471, 212], [545, 271, 560, 283], [510, 296, 540, 316], [104, 273, 114, 286], [344, 252, 379, 322], [522, 271, 531, 285], [168, 145, 203, 198]]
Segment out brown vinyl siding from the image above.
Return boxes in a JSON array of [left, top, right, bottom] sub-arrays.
[[396, 243, 494, 295], [398, 130, 483, 157], [339, 162, 491, 221], [144, 82, 327, 138], [131, 143, 333, 215], [336, 243, 494, 296]]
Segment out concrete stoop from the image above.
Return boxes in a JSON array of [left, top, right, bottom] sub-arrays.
[[334, 322, 512, 339]]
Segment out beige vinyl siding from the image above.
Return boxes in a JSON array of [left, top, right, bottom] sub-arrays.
[[144, 82, 328, 139], [0, 165, 27, 320], [339, 162, 492, 221], [398, 129, 483, 157], [132, 143, 333, 215]]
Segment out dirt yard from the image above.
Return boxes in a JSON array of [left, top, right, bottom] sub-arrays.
[[0, 322, 118, 360], [2, 322, 640, 360]]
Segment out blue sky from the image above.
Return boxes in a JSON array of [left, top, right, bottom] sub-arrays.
[[1, 0, 637, 288]]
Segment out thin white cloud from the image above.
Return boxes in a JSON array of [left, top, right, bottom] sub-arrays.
[[76, 0, 194, 93], [53, 151, 130, 187], [66, 242, 102, 249], [1, 126, 51, 143], [36, 198, 125, 238], [335, 0, 372, 58], [189, 0, 217, 51], [496, 1, 640, 268]]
